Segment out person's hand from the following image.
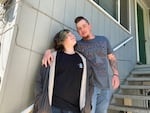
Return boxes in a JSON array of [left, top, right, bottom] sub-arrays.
[[42, 49, 54, 67], [112, 74, 120, 90]]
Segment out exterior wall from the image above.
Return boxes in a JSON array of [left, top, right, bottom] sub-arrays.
[[0, 0, 139, 113]]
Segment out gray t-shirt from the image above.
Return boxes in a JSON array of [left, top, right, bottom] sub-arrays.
[[76, 36, 113, 89]]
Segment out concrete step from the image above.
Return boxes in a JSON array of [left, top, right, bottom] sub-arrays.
[[134, 64, 150, 69], [131, 70, 150, 75], [109, 104, 150, 112], [127, 77, 150, 81], [113, 94, 150, 100], [120, 85, 150, 89]]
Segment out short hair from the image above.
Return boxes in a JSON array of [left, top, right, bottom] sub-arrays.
[[53, 29, 70, 51], [74, 16, 89, 24]]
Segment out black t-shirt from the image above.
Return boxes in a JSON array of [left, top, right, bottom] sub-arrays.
[[52, 51, 83, 113]]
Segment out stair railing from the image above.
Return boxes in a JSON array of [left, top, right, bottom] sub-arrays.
[[21, 36, 134, 113], [21, 104, 34, 113], [113, 36, 133, 52]]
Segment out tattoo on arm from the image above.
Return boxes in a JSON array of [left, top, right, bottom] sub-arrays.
[[108, 54, 119, 75]]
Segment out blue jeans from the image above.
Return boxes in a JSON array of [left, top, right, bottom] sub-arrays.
[[52, 106, 79, 113], [91, 87, 111, 113]]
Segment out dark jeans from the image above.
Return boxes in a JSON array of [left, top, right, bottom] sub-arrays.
[[52, 106, 80, 113]]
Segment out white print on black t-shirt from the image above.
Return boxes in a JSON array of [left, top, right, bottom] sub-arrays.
[[78, 63, 83, 69]]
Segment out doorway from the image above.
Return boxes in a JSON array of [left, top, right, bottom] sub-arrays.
[[137, 3, 146, 64]]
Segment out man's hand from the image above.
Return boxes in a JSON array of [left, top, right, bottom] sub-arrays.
[[112, 75, 120, 89], [42, 49, 54, 67]]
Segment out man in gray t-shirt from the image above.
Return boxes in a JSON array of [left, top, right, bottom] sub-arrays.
[[74, 16, 120, 113]]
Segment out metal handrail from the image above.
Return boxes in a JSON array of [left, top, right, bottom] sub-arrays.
[[21, 104, 34, 113], [113, 36, 133, 52]]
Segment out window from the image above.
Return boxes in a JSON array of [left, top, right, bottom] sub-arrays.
[[120, 0, 129, 30], [93, 0, 118, 20], [92, 0, 130, 31]]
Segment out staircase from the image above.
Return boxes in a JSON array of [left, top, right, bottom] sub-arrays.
[[108, 65, 150, 113]]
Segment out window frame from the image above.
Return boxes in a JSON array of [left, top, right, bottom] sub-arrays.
[[88, 0, 131, 33]]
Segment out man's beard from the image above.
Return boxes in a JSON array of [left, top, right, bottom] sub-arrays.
[[83, 34, 90, 40]]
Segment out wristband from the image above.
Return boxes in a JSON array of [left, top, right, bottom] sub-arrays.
[[113, 74, 119, 77]]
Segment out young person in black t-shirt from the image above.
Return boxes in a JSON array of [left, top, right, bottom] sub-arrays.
[[33, 29, 93, 113]]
